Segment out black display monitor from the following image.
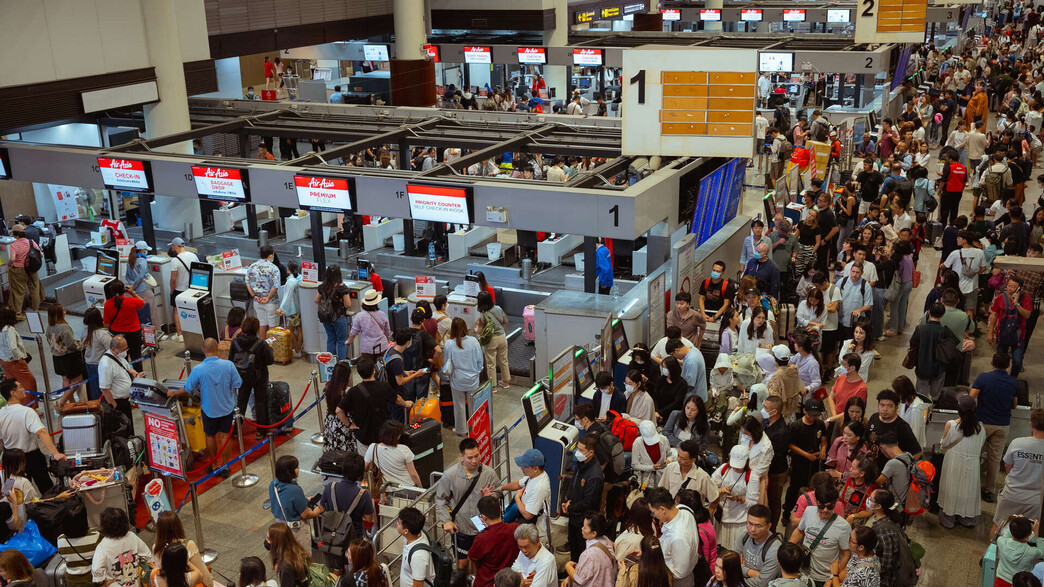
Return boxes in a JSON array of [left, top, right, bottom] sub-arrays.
[[96, 250, 118, 277], [98, 158, 153, 193], [356, 259, 370, 281], [0, 148, 11, 180], [573, 348, 595, 392], [188, 262, 214, 291], [611, 318, 629, 360]]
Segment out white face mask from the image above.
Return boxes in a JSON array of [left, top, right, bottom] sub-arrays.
[[760, 408, 772, 420], [575, 449, 588, 462], [661, 367, 670, 377], [635, 358, 645, 365], [602, 387, 614, 395], [740, 432, 752, 446], [624, 383, 635, 396], [117, 350, 128, 359]]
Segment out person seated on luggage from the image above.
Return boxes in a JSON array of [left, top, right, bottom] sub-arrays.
[[266, 523, 311, 587], [0, 550, 41, 587], [99, 335, 140, 435], [436, 438, 500, 569], [364, 420, 424, 489], [592, 371, 625, 420], [175, 338, 242, 476], [0, 379, 65, 494], [232, 317, 275, 440], [268, 455, 324, 553], [152, 512, 213, 587], [1, 448, 40, 508], [92, 507, 153, 587], [662, 395, 717, 464], [151, 542, 208, 587], [237, 556, 276, 587], [498, 449, 551, 529]]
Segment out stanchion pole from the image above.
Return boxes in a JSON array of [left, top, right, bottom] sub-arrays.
[[35, 335, 55, 434], [262, 435, 278, 510], [310, 371, 324, 445], [183, 350, 193, 376], [189, 481, 217, 564], [148, 347, 158, 379], [232, 408, 259, 488]]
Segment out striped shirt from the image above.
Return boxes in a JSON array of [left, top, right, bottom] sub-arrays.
[[58, 531, 102, 575]]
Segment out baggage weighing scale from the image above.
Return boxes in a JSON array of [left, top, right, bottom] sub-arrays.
[[83, 250, 120, 307], [521, 383, 579, 511], [175, 262, 218, 355]]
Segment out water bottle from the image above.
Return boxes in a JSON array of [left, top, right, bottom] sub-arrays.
[[428, 241, 436, 262], [612, 284, 620, 297]]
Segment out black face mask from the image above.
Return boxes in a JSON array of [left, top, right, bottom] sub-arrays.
[[263, 540, 271, 551]]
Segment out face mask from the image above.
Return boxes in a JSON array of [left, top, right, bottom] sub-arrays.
[[602, 387, 613, 395], [263, 540, 271, 551], [760, 408, 772, 420], [624, 383, 635, 396], [711, 271, 722, 280], [662, 367, 670, 377], [575, 449, 588, 462], [117, 350, 128, 359], [574, 420, 584, 430], [865, 499, 876, 510], [740, 432, 752, 446], [635, 358, 644, 365], [248, 92, 254, 97]]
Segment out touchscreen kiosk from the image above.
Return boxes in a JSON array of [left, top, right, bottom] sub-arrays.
[[574, 347, 598, 403], [83, 250, 121, 307], [175, 262, 218, 354], [609, 318, 632, 391], [521, 383, 578, 511]]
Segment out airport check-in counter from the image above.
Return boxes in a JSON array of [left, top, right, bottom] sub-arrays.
[[211, 267, 249, 332], [362, 218, 404, 252], [447, 226, 497, 262], [404, 291, 479, 331], [537, 234, 583, 267], [146, 256, 174, 332], [299, 279, 376, 355], [284, 211, 339, 244]]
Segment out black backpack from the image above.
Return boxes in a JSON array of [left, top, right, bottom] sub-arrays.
[[24, 241, 43, 274], [998, 293, 1022, 346], [231, 338, 263, 376], [892, 177, 914, 206], [401, 328, 427, 370], [313, 483, 365, 561], [407, 540, 455, 587], [317, 287, 338, 324]]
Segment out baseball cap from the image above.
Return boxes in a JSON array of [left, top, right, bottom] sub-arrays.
[[729, 445, 750, 469], [514, 449, 545, 469], [957, 393, 976, 411], [804, 397, 825, 415], [11, 223, 26, 233], [639, 420, 658, 445], [134, 240, 152, 252], [772, 344, 791, 360], [168, 237, 186, 247]]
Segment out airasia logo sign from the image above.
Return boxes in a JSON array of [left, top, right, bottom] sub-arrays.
[[572, 48, 602, 65], [294, 175, 352, 211], [110, 159, 134, 169], [97, 158, 149, 191], [308, 177, 337, 189], [204, 168, 230, 178]]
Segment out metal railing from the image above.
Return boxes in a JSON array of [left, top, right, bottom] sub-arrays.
[[372, 482, 440, 587]]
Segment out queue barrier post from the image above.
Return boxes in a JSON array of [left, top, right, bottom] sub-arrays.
[[183, 351, 193, 377], [231, 408, 259, 488], [148, 347, 158, 380], [262, 434, 278, 511], [309, 370, 324, 446], [188, 480, 218, 564], [35, 335, 55, 434]]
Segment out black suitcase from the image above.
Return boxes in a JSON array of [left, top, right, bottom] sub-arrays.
[[700, 340, 721, 381], [26, 487, 88, 547], [927, 450, 945, 514], [1018, 379, 1030, 406], [439, 380, 455, 428], [316, 450, 352, 476], [927, 220, 944, 244], [388, 303, 409, 333], [267, 381, 293, 433], [935, 386, 968, 411], [400, 417, 443, 488]]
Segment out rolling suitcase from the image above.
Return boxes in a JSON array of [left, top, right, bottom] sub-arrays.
[[400, 417, 443, 488], [927, 220, 944, 245], [439, 380, 455, 428], [181, 405, 207, 453], [267, 381, 293, 433], [777, 303, 796, 341], [982, 543, 997, 587], [388, 303, 409, 333], [523, 305, 536, 342], [268, 327, 294, 364], [61, 413, 101, 457]]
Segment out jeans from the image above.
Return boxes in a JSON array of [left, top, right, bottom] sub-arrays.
[[85, 362, 101, 401], [996, 341, 1025, 376], [890, 281, 914, 332], [915, 374, 946, 400], [871, 287, 885, 337], [983, 424, 1009, 493], [323, 316, 349, 361], [940, 191, 962, 226]]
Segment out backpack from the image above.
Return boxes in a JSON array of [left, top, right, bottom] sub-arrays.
[[981, 165, 1006, 202], [24, 241, 43, 274], [892, 177, 914, 206], [478, 311, 497, 346], [317, 287, 338, 324], [776, 108, 792, 134], [998, 292, 1022, 345], [876, 517, 921, 586], [742, 532, 782, 563], [703, 278, 730, 300], [839, 276, 867, 299], [779, 138, 795, 161], [598, 430, 626, 478], [407, 540, 455, 587], [607, 410, 640, 450], [314, 483, 365, 560], [375, 350, 401, 384], [306, 563, 336, 587], [231, 338, 263, 376], [402, 328, 427, 370], [721, 463, 753, 483], [896, 453, 935, 516]]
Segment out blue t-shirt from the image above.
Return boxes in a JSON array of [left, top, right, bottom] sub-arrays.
[[973, 369, 1019, 426], [184, 356, 243, 418], [270, 480, 308, 522]]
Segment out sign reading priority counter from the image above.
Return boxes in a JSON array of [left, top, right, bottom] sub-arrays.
[[406, 183, 475, 224]]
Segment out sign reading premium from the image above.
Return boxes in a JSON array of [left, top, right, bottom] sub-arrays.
[[294, 175, 356, 213]]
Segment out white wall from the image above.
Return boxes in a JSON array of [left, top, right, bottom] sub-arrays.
[[0, 0, 210, 89], [18, 124, 103, 222]]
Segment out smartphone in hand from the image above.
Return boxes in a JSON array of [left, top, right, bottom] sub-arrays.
[[308, 493, 322, 508]]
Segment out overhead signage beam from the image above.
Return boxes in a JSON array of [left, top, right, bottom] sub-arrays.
[[855, 0, 929, 43]]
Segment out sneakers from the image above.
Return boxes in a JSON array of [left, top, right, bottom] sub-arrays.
[[171, 333, 184, 343], [982, 490, 996, 503]]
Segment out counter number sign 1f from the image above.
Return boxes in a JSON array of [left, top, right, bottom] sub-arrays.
[[622, 47, 758, 158], [855, 0, 928, 42]]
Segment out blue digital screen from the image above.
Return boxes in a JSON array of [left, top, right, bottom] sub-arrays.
[[358, 268, 368, 280], [691, 158, 746, 246], [190, 270, 210, 289]]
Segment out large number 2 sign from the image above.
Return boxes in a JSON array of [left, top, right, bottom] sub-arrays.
[[862, 0, 874, 17]]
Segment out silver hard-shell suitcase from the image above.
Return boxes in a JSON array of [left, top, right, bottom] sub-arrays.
[[61, 413, 101, 456]]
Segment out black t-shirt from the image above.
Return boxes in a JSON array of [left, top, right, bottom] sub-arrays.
[[788, 418, 826, 456], [402, 327, 437, 370], [856, 170, 884, 202], [698, 278, 736, 313], [385, 349, 406, 396], [339, 380, 397, 445], [764, 417, 791, 474], [817, 208, 838, 241], [319, 481, 375, 537], [938, 98, 955, 122], [865, 414, 921, 469], [320, 283, 351, 318], [798, 221, 819, 246]]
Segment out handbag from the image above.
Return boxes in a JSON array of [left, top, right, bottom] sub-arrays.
[[273, 485, 312, 546], [143, 274, 158, 288], [0, 520, 56, 566], [884, 273, 902, 302], [902, 344, 917, 370]]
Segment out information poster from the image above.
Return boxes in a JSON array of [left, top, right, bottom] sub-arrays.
[[145, 413, 183, 478], [468, 399, 493, 465], [550, 348, 575, 421], [301, 261, 318, 284], [415, 276, 436, 299], [48, 185, 81, 221], [463, 275, 480, 298], [221, 249, 242, 270], [143, 325, 156, 348], [316, 352, 335, 382], [648, 272, 666, 344]]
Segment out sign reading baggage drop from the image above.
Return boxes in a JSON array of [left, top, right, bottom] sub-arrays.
[[406, 183, 475, 224], [622, 47, 758, 157], [191, 166, 250, 202], [97, 158, 153, 192], [855, 0, 929, 43]]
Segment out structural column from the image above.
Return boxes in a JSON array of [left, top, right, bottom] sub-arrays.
[[141, 0, 203, 241], [390, 0, 436, 106], [704, 0, 723, 32], [544, 0, 569, 104]]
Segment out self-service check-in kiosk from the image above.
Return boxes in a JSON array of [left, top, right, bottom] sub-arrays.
[[83, 250, 120, 307], [608, 318, 631, 392], [521, 383, 578, 511], [175, 262, 218, 355], [573, 347, 598, 405]]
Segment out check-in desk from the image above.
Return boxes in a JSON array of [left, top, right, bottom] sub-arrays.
[[363, 219, 404, 252], [405, 291, 477, 331], [538, 234, 583, 267], [212, 267, 249, 331], [447, 226, 497, 261], [213, 206, 248, 234], [299, 279, 376, 355]]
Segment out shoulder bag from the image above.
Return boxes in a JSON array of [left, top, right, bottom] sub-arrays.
[[449, 468, 483, 522], [798, 513, 838, 573]]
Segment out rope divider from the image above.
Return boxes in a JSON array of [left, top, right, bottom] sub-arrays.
[[176, 436, 273, 513], [243, 381, 311, 429]]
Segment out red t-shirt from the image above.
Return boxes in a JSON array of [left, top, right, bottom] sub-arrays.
[[369, 272, 383, 293], [485, 285, 496, 303], [468, 521, 519, 587], [103, 295, 144, 333], [830, 374, 868, 415], [645, 441, 661, 464], [264, 61, 275, 78], [991, 291, 1032, 338]]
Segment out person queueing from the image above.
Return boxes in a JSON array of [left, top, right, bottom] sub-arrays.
[[436, 438, 500, 569], [177, 338, 242, 477], [468, 497, 520, 587], [99, 335, 141, 434], [0, 379, 64, 493], [562, 435, 606, 563], [103, 279, 145, 364], [646, 486, 701, 587], [5, 222, 42, 319], [232, 317, 274, 440]]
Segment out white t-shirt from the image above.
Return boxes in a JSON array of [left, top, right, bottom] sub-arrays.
[[512, 546, 558, 587], [1002, 436, 1044, 503], [736, 319, 774, 355], [172, 251, 200, 291], [98, 353, 133, 400], [822, 284, 841, 331], [843, 260, 878, 285], [91, 533, 153, 587], [943, 247, 984, 294], [0, 404, 44, 452], [365, 443, 417, 488], [520, 472, 551, 519], [756, 116, 769, 140], [652, 336, 694, 361], [401, 535, 436, 587]]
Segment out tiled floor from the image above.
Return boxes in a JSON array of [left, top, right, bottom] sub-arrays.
[[18, 155, 1038, 586]]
